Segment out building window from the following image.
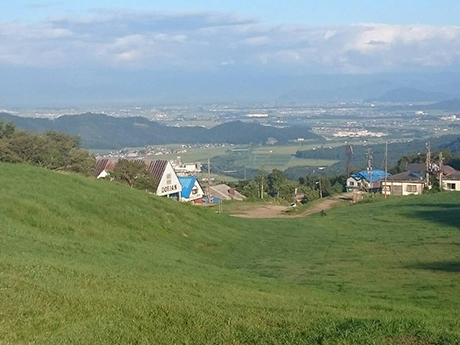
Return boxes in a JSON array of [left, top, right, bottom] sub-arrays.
[[447, 183, 456, 190], [406, 184, 418, 193], [349, 181, 354, 186]]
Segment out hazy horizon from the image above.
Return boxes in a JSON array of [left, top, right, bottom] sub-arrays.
[[2, 1, 460, 107]]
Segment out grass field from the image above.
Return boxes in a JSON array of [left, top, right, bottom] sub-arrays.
[[233, 144, 339, 170], [1, 163, 460, 344]]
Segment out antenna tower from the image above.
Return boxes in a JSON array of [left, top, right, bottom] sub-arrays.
[[346, 144, 353, 178]]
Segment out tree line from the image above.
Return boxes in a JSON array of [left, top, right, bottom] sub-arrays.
[[0, 121, 95, 176]]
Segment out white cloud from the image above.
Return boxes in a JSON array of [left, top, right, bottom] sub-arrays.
[[1, 10, 460, 73]]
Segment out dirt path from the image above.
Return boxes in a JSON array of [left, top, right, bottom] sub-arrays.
[[232, 193, 352, 219]]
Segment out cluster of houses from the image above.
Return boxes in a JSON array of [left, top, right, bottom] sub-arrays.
[[346, 163, 460, 196], [93, 157, 245, 204]]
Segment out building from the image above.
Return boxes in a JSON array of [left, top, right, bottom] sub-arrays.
[[178, 177, 204, 203], [381, 171, 425, 196], [209, 184, 246, 201], [170, 156, 201, 176], [93, 159, 116, 178], [443, 172, 460, 191], [146, 160, 182, 200], [93, 159, 182, 200], [346, 170, 390, 192]]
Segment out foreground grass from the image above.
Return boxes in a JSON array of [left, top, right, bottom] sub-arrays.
[[1, 163, 459, 344]]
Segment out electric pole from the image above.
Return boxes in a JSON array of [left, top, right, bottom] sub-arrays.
[[319, 178, 323, 199], [346, 144, 353, 178], [366, 148, 373, 193], [426, 142, 431, 188], [384, 142, 388, 199], [260, 166, 265, 199], [207, 158, 211, 202], [439, 151, 444, 191]]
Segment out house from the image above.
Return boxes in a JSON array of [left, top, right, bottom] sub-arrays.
[[381, 171, 425, 196], [346, 170, 390, 192], [209, 184, 246, 201], [443, 172, 460, 191], [93, 159, 182, 200], [146, 160, 182, 200], [178, 177, 204, 204], [93, 159, 116, 178]]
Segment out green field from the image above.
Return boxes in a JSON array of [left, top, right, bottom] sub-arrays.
[[1, 163, 460, 344], [235, 154, 338, 170], [233, 144, 340, 170]]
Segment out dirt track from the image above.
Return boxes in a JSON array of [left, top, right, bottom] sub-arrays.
[[233, 194, 352, 219]]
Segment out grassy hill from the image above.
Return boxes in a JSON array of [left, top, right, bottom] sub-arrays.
[[1, 163, 459, 344]]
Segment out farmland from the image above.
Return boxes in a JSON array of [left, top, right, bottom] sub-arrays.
[[1, 163, 460, 344]]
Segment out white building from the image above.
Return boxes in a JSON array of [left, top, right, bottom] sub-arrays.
[[178, 177, 204, 204], [381, 171, 425, 196], [170, 156, 201, 176], [93, 159, 182, 199], [443, 173, 460, 191], [147, 160, 182, 199]]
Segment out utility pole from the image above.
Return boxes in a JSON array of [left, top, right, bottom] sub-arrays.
[[207, 158, 211, 202], [260, 166, 264, 199], [384, 142, 388, 199], [439, 151, 444, 191], [346, 144, 353, 178], [318, 178, 323, 199], [144, 145, 149, 165], [366, 148, 373, 193], [426, 142, 431, 188]]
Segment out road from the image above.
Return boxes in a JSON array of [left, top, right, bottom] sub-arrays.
[[232, 194, 352, 219]]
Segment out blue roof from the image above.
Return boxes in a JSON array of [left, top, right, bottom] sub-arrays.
[[178, 177, 197, 198], [351, 169, 391, 183]]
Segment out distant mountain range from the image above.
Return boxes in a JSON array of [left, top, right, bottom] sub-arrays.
[[365, 87, 450, 103], [0, 113, 318, 149]]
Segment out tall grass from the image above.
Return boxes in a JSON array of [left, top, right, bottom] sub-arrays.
[[1, 163, 459, 344]]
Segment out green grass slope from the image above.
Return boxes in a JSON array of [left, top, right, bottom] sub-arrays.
[[1, 163, 459, 344]]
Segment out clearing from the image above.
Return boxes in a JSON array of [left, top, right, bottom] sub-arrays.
[[1, 164, 459, 344], [232, 193, 352, 218]]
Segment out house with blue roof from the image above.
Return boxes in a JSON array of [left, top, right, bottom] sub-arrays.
[[178, 177, 204, 204], [346, 169, 391, 192]]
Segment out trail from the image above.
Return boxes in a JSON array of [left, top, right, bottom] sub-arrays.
[[232, 193, 353, 219]]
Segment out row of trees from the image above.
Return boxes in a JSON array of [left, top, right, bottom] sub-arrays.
[[232, 169, 346, 202], [0, 121, 95, 176]]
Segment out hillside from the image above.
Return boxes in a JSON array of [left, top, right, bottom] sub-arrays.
[[0, 113, 318, 149], [1, 163, 460, 344], [424, 99, 460, 111]]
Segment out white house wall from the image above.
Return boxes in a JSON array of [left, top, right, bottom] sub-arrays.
[[443, 179, 460, 191], [156, 162, 182, 198]]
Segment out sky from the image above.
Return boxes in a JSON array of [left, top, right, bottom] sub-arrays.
[[2, 0, 460, 106]]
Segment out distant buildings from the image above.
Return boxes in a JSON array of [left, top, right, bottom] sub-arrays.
[[209, 184, 246, 201], [381, 172, 425, 196], [346, 170, 390, 193]]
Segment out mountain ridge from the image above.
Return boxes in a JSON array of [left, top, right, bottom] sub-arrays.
[[0, 112, 318, 149]]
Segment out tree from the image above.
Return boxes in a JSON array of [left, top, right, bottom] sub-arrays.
[[242, 181, 260, 199], [267, 169, 287, 197], [67, 149, 96, 176], [111, 159, 158, 192]]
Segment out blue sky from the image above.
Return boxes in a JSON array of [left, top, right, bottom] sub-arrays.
[[2, 1, 460, 106], [3, 0, 460, 25]]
